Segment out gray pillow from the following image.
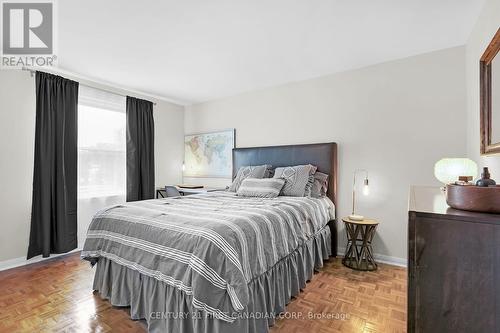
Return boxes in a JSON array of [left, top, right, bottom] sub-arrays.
[[310, 171, 329, 198], [229, 165, 272, 192], [304, 174, 315, 197], [273, 164, 317, 196], [237, 178, 286, 198]]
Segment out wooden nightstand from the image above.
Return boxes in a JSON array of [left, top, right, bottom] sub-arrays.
[[342, 217, 379, 271]]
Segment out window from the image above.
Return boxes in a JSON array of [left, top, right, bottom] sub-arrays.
[[78, 86, 126, 198]]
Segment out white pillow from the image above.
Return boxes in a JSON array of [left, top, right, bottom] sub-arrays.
[[229, 165, 272, 192], [237, 178, 285, 198]]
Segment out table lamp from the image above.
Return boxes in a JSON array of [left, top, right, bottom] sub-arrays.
[[434, 158, 478, 190], [349, 169, 369, 221]]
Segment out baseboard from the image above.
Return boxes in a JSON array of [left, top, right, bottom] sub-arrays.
[[337, 247, 407, 267], [0, 248, 82, 272]]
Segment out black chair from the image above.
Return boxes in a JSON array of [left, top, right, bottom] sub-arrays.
[[164, 186, 181, 197]]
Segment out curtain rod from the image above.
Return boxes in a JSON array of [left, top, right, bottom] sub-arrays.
[[21, 66, 172, 106]]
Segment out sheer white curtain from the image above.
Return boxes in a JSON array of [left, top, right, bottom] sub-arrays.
[[77, 85, 126, 246]]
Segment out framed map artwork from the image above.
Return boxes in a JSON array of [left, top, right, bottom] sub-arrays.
[[183, 129, 235, 178]]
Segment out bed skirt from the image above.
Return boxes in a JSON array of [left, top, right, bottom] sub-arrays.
[[92, 225, 332, 333]]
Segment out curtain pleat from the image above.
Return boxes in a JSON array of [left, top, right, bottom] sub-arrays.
[[27, 71, 79, 259], [126, 96, 155, 201]]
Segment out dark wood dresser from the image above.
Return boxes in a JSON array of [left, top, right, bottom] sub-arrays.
[[408, 186, 500, 333]]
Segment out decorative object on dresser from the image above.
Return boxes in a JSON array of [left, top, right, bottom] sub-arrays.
[[446, 184, 500, 213], [408, 186, 500, 333], [436, 164, 500, 214], [341, 217, 378, 271], [475, 166, 497, 186], [434, 158, 478, 189], [184, 129, 235, 178], [480, 27, 500, 155], [349, 169, 370, 221]]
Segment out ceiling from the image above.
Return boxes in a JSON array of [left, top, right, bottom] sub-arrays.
[[58, 0, 485, 105]]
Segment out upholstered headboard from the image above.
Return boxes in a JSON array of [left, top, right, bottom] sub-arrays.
[[232, 142, 338, 206]]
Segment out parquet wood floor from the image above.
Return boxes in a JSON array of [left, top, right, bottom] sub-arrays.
[[0, 252, 406, 333]]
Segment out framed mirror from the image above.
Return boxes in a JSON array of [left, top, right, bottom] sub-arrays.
[[480, 28, 500, 155]]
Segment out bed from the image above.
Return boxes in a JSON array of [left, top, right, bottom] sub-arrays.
[[81, 142, 338, 333]]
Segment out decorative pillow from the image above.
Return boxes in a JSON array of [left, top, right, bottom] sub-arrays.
[[273, 164, 317, 196], [229, 165, 272, 192], [237, 178, 286, 198], [310, 172, 329, 198], [304, 174, 315, 197]]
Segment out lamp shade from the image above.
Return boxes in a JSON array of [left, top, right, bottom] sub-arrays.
[[434, 158, 478, 185]]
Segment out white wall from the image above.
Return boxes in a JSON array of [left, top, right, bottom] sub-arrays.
[[466, 0, 500, 176], [0, 70, 184, 266], [185, 46, 468, 263], [0, 71, 36, 264], [154, 100, 185, 187]]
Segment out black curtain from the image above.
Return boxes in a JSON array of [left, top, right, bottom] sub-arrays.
[[27, 72, 79, 259], [126, 96, 155, 201]]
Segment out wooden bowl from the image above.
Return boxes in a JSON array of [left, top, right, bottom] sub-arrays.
[[446, 184, 500, 214]]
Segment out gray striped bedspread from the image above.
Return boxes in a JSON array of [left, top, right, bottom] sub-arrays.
[[81, 191, 334, 322]]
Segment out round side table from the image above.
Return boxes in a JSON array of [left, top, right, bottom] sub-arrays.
[[342, 217, 379, 271]]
